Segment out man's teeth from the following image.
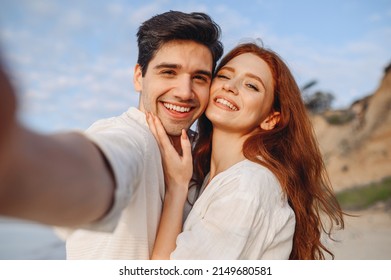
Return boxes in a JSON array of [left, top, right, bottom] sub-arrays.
[[163, 103, 191, 113], [216, 98, 238, 111]]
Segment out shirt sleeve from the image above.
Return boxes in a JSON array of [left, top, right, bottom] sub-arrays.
[[57, 117, 145, 235]]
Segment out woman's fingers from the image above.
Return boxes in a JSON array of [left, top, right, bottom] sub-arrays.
[[152, 114, 175, 154], [180, 129, 192, 166], [146, 112, 177, 158], [146, 112, 163, 152], [146, 113, 193, 191], [146, 112, 157, 139], [146, 112, 191, 166]]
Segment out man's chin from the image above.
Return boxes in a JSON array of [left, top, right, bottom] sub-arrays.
[[164, 123, 190, 137], [159, 116, 193, 136], [165, 129, 184, 137]]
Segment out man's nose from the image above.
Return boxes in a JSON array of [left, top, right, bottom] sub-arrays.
[[174, 76, 193, 100]]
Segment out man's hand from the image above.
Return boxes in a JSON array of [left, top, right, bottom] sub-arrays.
[[0, 61, 17, 175], [0, 60, 115, 227]]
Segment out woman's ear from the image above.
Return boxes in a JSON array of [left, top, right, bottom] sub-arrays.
[[133, 64, 143, 92], [260, 112, 280, 130]]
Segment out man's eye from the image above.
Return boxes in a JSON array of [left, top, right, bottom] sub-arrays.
[[193, 75, 208, 82], [161, 70, 176, 75]]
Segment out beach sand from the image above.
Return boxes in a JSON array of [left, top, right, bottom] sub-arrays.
[[1, 208, 391, 260], [329, 207, 391, 260], [0, 217, 65, 260]]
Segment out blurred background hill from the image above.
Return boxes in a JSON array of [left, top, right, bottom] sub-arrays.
[[308, 62, 391, 192], [1, 0, 390, 261], [308, 63, 391, 260]]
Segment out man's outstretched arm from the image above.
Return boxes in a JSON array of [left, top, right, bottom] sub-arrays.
[[0, 61, 115, 227]]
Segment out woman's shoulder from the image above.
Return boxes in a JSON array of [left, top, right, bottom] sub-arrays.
[[233, 160, 283, 199], [205, 160, 281, 200], [236, 160, 278, 183]]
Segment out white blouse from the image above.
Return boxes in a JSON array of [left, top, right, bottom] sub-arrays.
[[171, 159, 296, 260]]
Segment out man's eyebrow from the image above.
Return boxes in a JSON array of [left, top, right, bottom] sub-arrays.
[[154, 63, 212, 78], [154, 63, 181, 70], [196, 70, 212, 79]]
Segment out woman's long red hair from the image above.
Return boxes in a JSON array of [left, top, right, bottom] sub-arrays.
[[193, 42, 344, 259]]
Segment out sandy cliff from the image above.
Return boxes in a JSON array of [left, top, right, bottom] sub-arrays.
[[312, 64, 391, 191]]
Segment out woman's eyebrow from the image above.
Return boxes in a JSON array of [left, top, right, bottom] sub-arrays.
[[246, 73, 266, 89]]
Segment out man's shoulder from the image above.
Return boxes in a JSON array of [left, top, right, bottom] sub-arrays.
[[83, 107, 151, 153], [86, 107, 146, 132]]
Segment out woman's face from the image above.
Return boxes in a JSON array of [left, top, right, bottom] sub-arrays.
[[206, 52, 275, 135]]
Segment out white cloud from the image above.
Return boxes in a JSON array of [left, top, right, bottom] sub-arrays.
[[23, 0, 57, 17], [2, 0, 391, 131], [128, 2, 166, 25], [368, 13, 382, 22], [107, 3, 124, 16], [234, 11, 391, 108]]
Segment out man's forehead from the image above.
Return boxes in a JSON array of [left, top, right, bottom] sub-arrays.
[[151, 40, 213, 67]]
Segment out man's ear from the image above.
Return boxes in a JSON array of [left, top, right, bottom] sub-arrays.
[[133, 64, 143, 92], [260, 112, 280, 130]]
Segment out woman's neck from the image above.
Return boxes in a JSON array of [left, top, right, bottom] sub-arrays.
[[208, 128, 247, 181]]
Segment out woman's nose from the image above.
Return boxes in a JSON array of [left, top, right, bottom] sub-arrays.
[[222, 80, 239, 95]]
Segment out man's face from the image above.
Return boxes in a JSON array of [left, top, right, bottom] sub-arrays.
[[134, 40, 213, 136]]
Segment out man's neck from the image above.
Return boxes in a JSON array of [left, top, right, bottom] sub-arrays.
[[170, 135, 183, 155]]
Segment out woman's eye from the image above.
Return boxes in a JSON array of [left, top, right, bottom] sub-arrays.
[[246, 83, 259, 91], [217, 74, 229, 79], [193, 75, 208, 82]]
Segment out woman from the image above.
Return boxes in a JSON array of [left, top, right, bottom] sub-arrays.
[[147, 42, 344, 260]]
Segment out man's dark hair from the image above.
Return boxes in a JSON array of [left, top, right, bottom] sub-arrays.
[[136, 10, 223, 76]]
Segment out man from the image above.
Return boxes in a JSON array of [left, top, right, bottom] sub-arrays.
[[0, 11, 223, 259]]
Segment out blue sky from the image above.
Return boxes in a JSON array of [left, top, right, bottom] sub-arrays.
[[1, 0, 390, 132]]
